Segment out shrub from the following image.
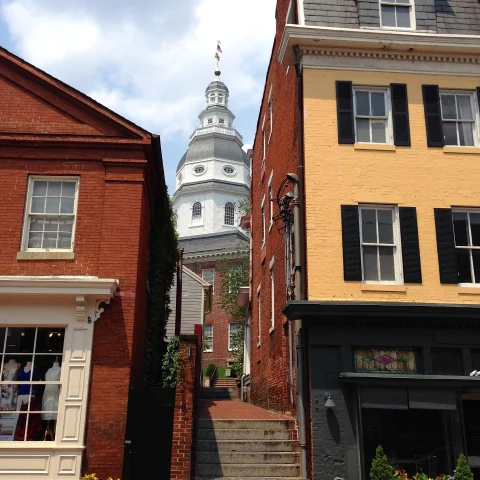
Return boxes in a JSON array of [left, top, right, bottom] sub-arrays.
[[205, 363, 216, 378], [370, 445, 395, 480], [454, 454, 473, 480]]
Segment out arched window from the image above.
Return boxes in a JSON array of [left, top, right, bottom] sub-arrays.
[[224, 202, 235, 226], [192, 202, 202, 219]]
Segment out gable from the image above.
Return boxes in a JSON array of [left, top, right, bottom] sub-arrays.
[[0, 76, 101, 136]]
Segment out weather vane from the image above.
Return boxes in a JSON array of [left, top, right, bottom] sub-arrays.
[[215, 40, 222, 77]]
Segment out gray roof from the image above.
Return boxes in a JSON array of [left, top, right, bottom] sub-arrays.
[[206, 81, 229, 94], [177, 135, 249, 172], [304, 0, 480, 34], [179, 231, 249, 259]]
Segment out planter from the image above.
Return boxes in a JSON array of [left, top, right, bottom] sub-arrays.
[[203, 378, 210, 388]]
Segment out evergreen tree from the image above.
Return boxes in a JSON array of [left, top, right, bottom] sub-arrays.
[[370, 445, 395, 480], [454, 454, 473, 480]]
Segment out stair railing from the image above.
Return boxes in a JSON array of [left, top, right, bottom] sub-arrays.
[[210, 366, 218, 388]]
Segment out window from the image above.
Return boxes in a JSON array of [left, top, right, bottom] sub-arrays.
[[257, 286, 261, 347], [261, 195, 266, 246], [380, 0, 414, 29], [354, 88, 391, 144], [262, 116, 266, 166], [452, 210, 480, 284], [219, 118, 225, 125], [270, 258, 275, 331], [268, 89, 273, 141], [224, 202, 235, 226], [192, 202, 202, 220], [440, 92, 477, 147], [209, 94, 215, 105], [193, 165, 206, 175], [360, 206, 402, 283], [228, 322, 242, 351], [207, 118, 213, 125], [23, 177, 79, 251], [431, 348, 463, 375], [222, 165, 235, 176], [204, 325, 213, 352], [202, 268, 215, 293], [0, 327, 65, 441], [218, 94, 224, 105], [268, 172, 274, 228]]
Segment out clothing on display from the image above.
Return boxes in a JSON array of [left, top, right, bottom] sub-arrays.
[[14, 397, 42, 441], [17, 363, 40, 396], [0, 359, 20, 411], [41, 362, 61, 421]]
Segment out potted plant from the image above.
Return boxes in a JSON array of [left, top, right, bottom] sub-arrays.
[[204, 363, 216, 387]]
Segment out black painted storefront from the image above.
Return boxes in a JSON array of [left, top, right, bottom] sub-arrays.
[[284, 302, 480, 480]]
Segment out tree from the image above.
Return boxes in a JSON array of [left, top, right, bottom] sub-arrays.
[[454, 454, 473, 480], [370, 445, 395, 480]]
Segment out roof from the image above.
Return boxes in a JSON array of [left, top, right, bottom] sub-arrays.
[[177, 135, 249, 172], [179, 231, 249, 259], [206, 80, 229, 93]]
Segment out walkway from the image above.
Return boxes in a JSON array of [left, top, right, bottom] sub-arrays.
[[198, 398, 291, 420]]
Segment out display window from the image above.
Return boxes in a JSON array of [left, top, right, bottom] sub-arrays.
[[0, 327, 65, 442]]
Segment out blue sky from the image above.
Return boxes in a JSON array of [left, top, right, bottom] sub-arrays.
[[0, 0, 276, 193]]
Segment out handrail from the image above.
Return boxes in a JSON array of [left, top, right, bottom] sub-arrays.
[[210, 366, 218, 388]]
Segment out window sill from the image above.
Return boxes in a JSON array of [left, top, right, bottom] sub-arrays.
[[204, 350, 213, 353], [361, 283, 406, 292], [354, 143, 396, 152], [443, 146, 480, 155], [269, 326, 274, 334], [17, 251, 76, 261], [458, 286, 480, 295]]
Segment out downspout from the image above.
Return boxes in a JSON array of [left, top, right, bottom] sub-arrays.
[[293, 44, 308, 480]]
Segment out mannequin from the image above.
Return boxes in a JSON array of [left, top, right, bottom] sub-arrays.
[[42, 360, 61, 440], [16, 361, 40, 410], [0, 359, 20, 411]]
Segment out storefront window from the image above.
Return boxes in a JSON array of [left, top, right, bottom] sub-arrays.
[[431, 348, 463, 375], [0, 327, 65, 441]]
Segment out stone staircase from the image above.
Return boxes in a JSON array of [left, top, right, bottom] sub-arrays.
[[195, 418, 301, 479], [203, 378, 238, 399]]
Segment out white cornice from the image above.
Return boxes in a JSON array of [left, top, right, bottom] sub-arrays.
[[279, 24, 480, 65]]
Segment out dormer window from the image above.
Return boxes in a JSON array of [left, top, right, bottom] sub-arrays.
[[207, 118, 213, 125], [380, 0, 415, 29], [219, 118, 225, 125], [218, 94, 224, 105]]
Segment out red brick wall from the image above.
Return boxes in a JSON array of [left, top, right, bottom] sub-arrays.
[[249, 0, 300, 414], [170, 335, 199, 480]]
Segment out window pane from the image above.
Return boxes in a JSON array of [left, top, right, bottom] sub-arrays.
[[379, 246, 396, 281], [356, 118, 370, 142], [371, 121, 387, 144], [443, 122, 458, 146], [432, 348, 463, 375], [47, 182, 61, 196], [453, 212, 469, 246], [32, 181, 47, 196], [59, 218, 74, 233], [45, 198, 60, 214], [396, 6, 411, 28], [44, 217, 58, 232], [28, 232, 42, 248], [473, 250, 480, 284], [361, 209, 377, 243], [30, 218, 45, 232], [456, 249, 472, 283], [31, 197, 45, 213], [470, 213, 480, 246], [381, 5, 396, 26], [60, 197, 74, 214], [43, 232, 57, 248], [35, 328, 65, 354], [441, 95, 457, 120], [378, 210, 394, 244], [363, 246, 379, 281], [58, 233, 72, 249], [457, 95, 473, 121], [5, 327, 35, 353], [356, 91, 370, 116], [62, 182, 76, 197], [371, 92, 385, 117], [458, 122, 474, 147]]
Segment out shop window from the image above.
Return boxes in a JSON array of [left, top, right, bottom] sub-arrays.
[[431, 348, 463, 375], [0, 327, 65, 441], [471, 349, 480, 372], [22, 177, 79, 251]]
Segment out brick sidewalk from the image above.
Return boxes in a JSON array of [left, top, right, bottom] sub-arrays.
[[198, 399, 291, 419]]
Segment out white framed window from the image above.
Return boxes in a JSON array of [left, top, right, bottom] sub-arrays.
[[268, 87, 273, 142], [204, 324, 213, 352], [224, 202, 235, 226], [202, 268, 215, 294], [269, 257, 275, 332], [209, 94, 215, 105], [193, 165, 206, 175], [228, 322, 242, 351], [222, 165, 236, 176], [192, 202, 202, 219], [380, 0, 415, 29], [218, 94, 224, 105], [256, 284, 261, 347], [262, 115, 266, 167], [22, 176, 79, 252], [261, 195, 266, 247], [219, 118, 225, 125], [354, 87, 392, 144], [452, 209, 480, 284], [207, 118, 213, 125], [0, 326, 65, 441], [268, 171, 274, 230], [359, 205, 403, 283], [440, 91, 478, 147]]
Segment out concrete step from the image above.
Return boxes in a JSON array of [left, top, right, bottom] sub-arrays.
[[197, 428, 290, 441], [197, 451, 297, 464], [196, 477, 302, 480], [196, 463, 300, 477], [197, 419, 290, 430], [214, 379, 237, 385], [197, 439, 298, 453], [202, 388, 236, 399]]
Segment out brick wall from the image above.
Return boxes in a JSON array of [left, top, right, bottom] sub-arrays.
[[249, 0, 299, 415], [170, 335, 199, 480]]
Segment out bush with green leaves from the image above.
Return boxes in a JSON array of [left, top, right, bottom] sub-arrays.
[[161, 336, 182, 388], [205, 364, 216, 378], [370, 445, 395, 480], [455, 454, 473, 480]]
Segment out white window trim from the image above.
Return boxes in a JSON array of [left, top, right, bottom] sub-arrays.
[[379, 0, 416, 31], [204, 324, 213, 352], [202, 268, 215, 294], [261, 115, 266, 167], [228, 322, 242, 351], [439, 90, 480, 148], [256, 284, 261, 347], [269, 257, 275, 333], [452, 208, 480, 287], [222, 165, 236, 176], [261, 195, 266, 248], [191, 200, 203, 227], [223, 200, 236, 227], [359, 204, 403, 285], [268, 87, 273, 144], [192, 165, 206, 176], [268, 171, 274, 232], [21, 176, 80, 253], [353, 86, 393, 145]]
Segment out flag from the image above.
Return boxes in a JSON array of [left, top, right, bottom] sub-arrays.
[[217, 41, 222, 54], [215, 52, 220, 61]]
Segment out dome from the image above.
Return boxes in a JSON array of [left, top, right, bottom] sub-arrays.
[[206, 81, 229, 94], [177, 135, 248, 173]]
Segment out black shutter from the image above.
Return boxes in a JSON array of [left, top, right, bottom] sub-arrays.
[[336, 81, 355, 144], [434, 208, 458, 284], [399, 207, 422, 283], [422, 85, 444, 147], [391, 84, 411, 146], [341, 205, 362, 281]]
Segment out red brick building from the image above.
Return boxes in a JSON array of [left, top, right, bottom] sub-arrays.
[[0, 47, 174, 480]]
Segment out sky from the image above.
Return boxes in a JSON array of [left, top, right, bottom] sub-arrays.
[[0, 0, 277, 193]]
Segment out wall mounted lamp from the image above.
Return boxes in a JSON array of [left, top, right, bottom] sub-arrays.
[[324, 391, 335, 408]]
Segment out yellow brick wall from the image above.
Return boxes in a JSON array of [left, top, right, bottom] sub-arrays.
[[303, 68, 480, 304]]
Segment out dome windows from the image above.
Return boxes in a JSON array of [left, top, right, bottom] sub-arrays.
[[222, 165, 236, 176], [224, 202, 235, 226], [193, 165, 206, 175]]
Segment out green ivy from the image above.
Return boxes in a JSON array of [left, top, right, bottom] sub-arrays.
[[161, 336, 182, 388]]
